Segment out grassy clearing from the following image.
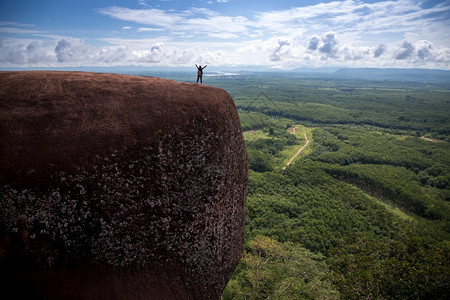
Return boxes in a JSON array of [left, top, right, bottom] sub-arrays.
[[243, 129, 270, 141], [384, 132, 409, 141]]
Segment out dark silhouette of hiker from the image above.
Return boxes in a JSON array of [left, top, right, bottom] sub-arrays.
[[196, 64, 207, 84]]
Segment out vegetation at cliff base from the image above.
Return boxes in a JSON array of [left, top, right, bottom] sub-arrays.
[[212, 74, 450, 299]]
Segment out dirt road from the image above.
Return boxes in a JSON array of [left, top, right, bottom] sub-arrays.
[[283, 132, 310, 169]]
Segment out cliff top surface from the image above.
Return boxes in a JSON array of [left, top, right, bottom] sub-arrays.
[[0, 71, 234, 185]]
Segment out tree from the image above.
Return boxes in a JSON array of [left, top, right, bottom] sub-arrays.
[[329, 235, 450, 299], [247, 149, 274, 172], [222, 236, 339, 300]]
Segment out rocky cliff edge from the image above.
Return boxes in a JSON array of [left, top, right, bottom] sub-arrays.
[[0, 71, 248, 299]]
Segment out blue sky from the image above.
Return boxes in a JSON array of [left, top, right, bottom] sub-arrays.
[[1, 0, 449, 69]]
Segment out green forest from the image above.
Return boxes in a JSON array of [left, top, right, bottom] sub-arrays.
[[203, 74, 450, 299]]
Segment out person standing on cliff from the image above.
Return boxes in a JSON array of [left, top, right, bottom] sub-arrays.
[[196, 64, 207, 84]]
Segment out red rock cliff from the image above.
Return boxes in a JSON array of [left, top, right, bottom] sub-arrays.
[[0, 71, 248, 299]]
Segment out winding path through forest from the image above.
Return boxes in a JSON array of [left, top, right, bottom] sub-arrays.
[[283, 132, 310, 170]]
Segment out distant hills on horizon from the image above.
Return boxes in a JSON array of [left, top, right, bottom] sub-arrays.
[[2, 66, 449, 83], [330, 68, 450, 83], [251, 67, 450, 83]]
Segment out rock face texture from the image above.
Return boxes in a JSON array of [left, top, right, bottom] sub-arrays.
[[0, 71, 247, 299]]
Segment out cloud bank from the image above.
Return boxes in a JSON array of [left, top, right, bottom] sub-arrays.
[[2, 34, 447, 69]]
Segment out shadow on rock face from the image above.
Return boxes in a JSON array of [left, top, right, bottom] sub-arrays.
[[0, 71, 248, 300]]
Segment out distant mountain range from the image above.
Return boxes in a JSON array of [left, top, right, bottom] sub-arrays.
[[239, 67, 450, 83], [330, 68, 450, 83], [3, 66, 449, 83]]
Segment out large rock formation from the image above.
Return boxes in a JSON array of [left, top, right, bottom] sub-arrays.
[[0, 71, 247, 299]]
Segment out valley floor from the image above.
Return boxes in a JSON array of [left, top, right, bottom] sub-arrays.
[[218, 75, 449, 299]]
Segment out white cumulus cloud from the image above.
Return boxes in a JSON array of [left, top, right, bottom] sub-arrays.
[[1, 1, 450, 69]]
